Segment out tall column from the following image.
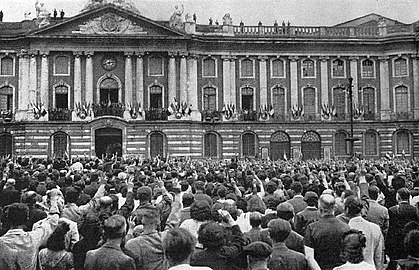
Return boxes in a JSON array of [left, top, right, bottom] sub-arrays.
[[73, 51, 82, 108], [179, 52, 187, 102], [259, 56, 268, 108], [379, 56, 390, 120], [230, 57, 236, 106], [28, 51, 38, 106], [222, 55, 231, 106], [289, 56, 299, 107], [413, 55, 419, 118], [349, 57, 359, 103], [40, 51, 49, 108], [85, 51, 94, 104], [319, 56, 329, 105], [168, 52, 176, 106], [136, 52, 144, 106], [187, 53, 198, 112], [18, 51, 30, 110], [124, 51, 133, 104]]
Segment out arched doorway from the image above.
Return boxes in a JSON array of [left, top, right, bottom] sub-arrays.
[[95, 128, 122, 158], [270, 131, 290, 161], [149, 132, 164, 158], [100, 78, 119, 104], [301, 131, 321, 160]]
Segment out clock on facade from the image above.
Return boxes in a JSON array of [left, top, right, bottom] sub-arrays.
[[102, 57, 117, 71]]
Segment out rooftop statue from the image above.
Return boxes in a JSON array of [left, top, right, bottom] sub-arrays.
[[35, 0, 51, 27], [222, 13, 233, 25], [169, 5, 184, 29], [81, 0, 139, 13]]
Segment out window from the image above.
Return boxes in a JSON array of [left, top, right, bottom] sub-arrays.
[[333, 87, 346, 120], [150, 132, 164, 158], [365, 130, 378, 156], [394, 58, 407, 77], [363, 87, 375, 120], [150, 85, 163, 109], [332, 59, 345, 78], [241, 87, 254, 110], [395, 130, 410, 155], [303, 87, 316, 117], [302, 59, 315, 77], [55, 85, 68, 109], [241, 59, 254, 78], [100, 78, 119, 104], [1, 56, 14, 76], [270, 131, 290, 161], [271, 59, 285, 78], [0, 133, 12, 157], [52, 132, 68, 158], [202, 58, 216, 77], [272, 86, 285, 116], [204, 133, 218, 158], [362, 59, 374, 78], [301, 131, 321, 160], [54, 55, 70, 75], [335, 131, 348, 156], [0, 86, 13, 111], [395, 86, 408, 113], [148, 56, 163, 76], [242, 133, 256, 157], [203, 87, 216, 111]]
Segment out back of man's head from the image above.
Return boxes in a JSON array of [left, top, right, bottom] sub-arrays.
[[397, 187, 410, 202], [345, 196, 363, 216], [163, 228, 196, 265], [268, 218, 291, 243], [290, 181, 303, 194], [103, 214, 126, 239], [319, 194, 335, 214], [5, 203, 29, 227], [368, 185, 380, 201], [65, 187, 80, 203]]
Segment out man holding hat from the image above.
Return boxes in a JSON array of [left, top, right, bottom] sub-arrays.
[[243, 241, 272, 270]]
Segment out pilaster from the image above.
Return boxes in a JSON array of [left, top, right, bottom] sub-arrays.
[[124, 51, 134, 104], [289, 56, 299, 107], [379, 56, 390, 120], [73, 51, 82, 108], [28, 51, 38, 106], [413, 54, 419, 118], [85, 51, 94, 104], [222, 55, 231, 106], [230, 56, 236, 106], [319, 56, 329, 105], [136, 52, 144, 106], [40, 50, 49, 108], [258, 56, 268, 107], [187, 53, 200, 120], [168, 52, 177, 106], [349, 56, 359, 103], [179, 52, 187, 103]]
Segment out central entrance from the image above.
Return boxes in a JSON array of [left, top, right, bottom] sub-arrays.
[[95, 128, 122, 158]]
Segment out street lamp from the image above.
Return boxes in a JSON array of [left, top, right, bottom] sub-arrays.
[[345, 76, 359, 158]]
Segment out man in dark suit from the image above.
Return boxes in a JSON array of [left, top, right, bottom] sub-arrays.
[[287, 181, 307, 215], [0, 179, 20, 208]]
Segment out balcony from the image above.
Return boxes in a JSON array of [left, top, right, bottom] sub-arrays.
[[363, 112, 376, 121], [0, 110, 13, 122], [48, 109, 71, 121], [240, 110, 258, 121], [93, 103, 124, 118], [201, 110, 222, 122], [145, 108, 168, 121]]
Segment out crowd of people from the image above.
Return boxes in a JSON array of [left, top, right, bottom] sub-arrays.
[[0, 155, 418, 270]]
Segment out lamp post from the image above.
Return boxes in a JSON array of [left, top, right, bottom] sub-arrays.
[[345, 76, 359, 158]]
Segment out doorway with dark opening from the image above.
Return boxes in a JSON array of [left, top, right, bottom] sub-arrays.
[[95, 128, 122, 159]]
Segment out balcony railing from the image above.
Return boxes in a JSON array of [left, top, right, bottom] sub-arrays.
[[145, 108, 168, 121], [48, 109, 71, 121], [93, 103, 124, 118], [201, 110, 222, 122], [240, 110, 258, 121]]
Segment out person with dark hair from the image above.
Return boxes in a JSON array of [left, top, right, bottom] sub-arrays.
[[333, 229, 375, 270], [294, 191, 320, 236], [180, 200, 211, 247], [21, 190, 47, 231], [287, 181, 307, 214], [85, 215, 135, 270], [39, 221, 74, 270], [244, 211, 270, 244], [194, 181, 213, 208], [365, 185, 389, 238], [396, 229, 419, 269], [0, 178, 20, 208], [163, 228, 211, 270], [386, 187, 419, 270], [180, 193, 195, 224], [243, 241, 272, 270], [267, 218, 309, 270], [274, 202, 305, 254]]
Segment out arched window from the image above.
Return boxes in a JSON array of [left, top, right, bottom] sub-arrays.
[[272, 86, 285, 117], [0, 86, 13, 111], [150, 132, 164, 158], [335, 131, 348, 156], [204, 133, 218, 158], [363, 87, 375, 120], [364, 130, 378, 156], [395, 86, 408, 114], [301, 131, 321, 160], [270, 131, 290, 160], [202, 58, 216, 77], [100, 78, 119, 104], [54, 55, 70, 75], [242, 133, 256, 157], [55, 85, 68, 109], [0, 132, 12, 157], [149, 84, 163, 109], [333, 87, 346, 120], [52, 132, 68, 158], [241, 59, 254, 78], [362, 59, 374, 78], [1, 56, 14, 76], [394, 58, 407, 77], [241, 87, 254, 111], [395, 130, 410, 155], [332, 59, 345, 77], [302, 59, 315, 77], [271, 59, 285, 78], [203, 87, 216, 111], [148, 56, 163, 76], [303, 87, 316, 118]]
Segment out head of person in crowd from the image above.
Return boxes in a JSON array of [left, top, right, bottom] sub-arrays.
[[247, 195, 266, 214], [392, 174, 406, 191], [4, 203, 29, 229], [190, 200, 211, 221], [290, 181, 303, 196], [163, 228, 197, 267], [268, 218, 291, 243], [79, 213, 102, 241], [140, 205, 161, 230], [397, 187, 410, 203], [65, 187, 80, 204], [340, 229, 367, 264], [368, 185, 380, 201], [276, 202, 294, 222], [304, 191, 319, 207], [137, 186, 152, 203], [46, 221, 70, 251], [243, 241, 272, 270], [249, 211, 263, 229], [103, 214, 127, 243], [197, 221, 226, 250], [5, 178, 16, 189], [21, 190, 41, 206], [319, 194, 336, 215], [182, 193, 194, 208], [265, 181, 277, 195], [344, 196, 363, 217], [404, 229, 419, 259]]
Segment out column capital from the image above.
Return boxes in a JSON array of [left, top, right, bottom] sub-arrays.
[[124, 51, 134, 58], [288, 56, 299, 62], [319, 56, 329, 62], [378, 56, 389, 62], [40, 51, 49, 58], [221, 55, 231, 61], [85, 51, 94, 58], [188, 53, 199, 60], [73, 51, 83, 58], [258, 56, 268, 62], [28, 50, 38, 57], [348, 56, 359, 61], [179, 52, 188, 58], [18, 49, 29, 58], [168, 51, 177, 58]]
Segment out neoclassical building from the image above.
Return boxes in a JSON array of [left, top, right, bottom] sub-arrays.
[[0, 0, 418, 160]]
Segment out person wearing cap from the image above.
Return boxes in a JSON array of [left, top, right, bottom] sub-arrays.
[[243, 241, 272, 270], [294, 191, 320, 236], [304, 194, 350, 270], [286, 181, 307, 215], [267, 219, 309, 270], [131, 186, 153, 226]]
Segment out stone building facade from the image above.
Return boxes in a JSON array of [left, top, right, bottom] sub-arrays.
[[0, 1, 418, 160]]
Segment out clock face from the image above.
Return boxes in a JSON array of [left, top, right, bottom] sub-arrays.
[[102, 57, 117, 71]]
